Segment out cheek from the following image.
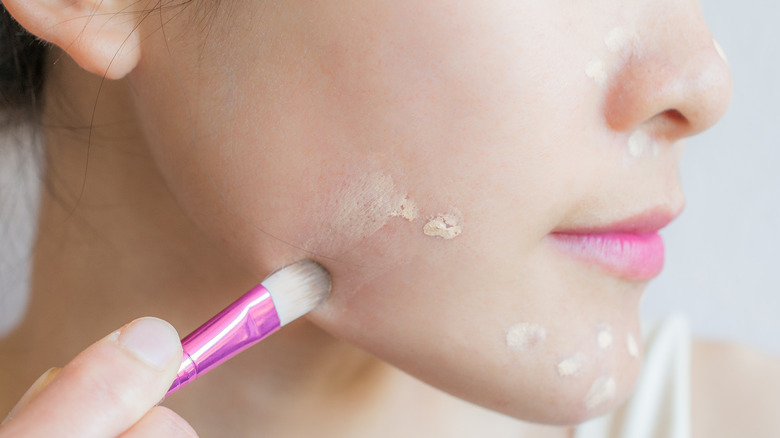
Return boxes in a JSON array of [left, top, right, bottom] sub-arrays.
[[132, 2, 650, 424], [309, 236, 645, 423]]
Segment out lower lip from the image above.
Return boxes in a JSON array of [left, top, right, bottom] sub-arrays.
[[548, 232, 665, 281]]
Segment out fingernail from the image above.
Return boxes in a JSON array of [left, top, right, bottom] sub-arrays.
[[118, 317, 180, 371]]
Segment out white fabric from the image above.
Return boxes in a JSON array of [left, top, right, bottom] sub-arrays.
[[575, 315, 692, 438], [0, 124, 42, 337]]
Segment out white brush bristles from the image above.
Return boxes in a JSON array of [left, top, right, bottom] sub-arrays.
[[262, 260, 331, 326]]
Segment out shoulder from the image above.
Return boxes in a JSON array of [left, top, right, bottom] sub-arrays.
[[691, 340, 780, 438]]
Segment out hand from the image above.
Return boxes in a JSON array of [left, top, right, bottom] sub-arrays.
[[0, 317, 197, 437]]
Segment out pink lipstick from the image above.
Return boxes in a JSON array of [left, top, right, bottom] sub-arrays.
[[548, 232, 665, 280], [549, 207, 682, 280]]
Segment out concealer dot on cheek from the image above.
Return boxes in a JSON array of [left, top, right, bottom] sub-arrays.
[[584, 376, 617, 410], [626, 332, 639, 358], [596, 325, 613, 350], [506, 323, 547, 351], [557, 353, 585, 377], [423, 210, 463, 240]]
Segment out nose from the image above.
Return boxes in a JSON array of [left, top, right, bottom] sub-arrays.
[[603, 4, 733, 141]]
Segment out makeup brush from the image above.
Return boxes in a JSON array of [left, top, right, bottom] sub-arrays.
[[165, 260, 331, 398]]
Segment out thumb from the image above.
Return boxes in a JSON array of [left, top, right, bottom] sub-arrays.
[[0, 317, 183, 438]]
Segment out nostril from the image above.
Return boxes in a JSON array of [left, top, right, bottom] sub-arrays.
[[643, 109, 692, 141], [662, 109, 687, 125], [659, 109, 691, 136]]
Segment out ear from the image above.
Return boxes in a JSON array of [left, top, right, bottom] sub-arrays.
[[3, 0, 144, 79]]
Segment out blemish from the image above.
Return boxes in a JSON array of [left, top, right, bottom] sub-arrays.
[[557, 354, 585, 377], [423, 212, 463, 239], [506, 323, 547, 351], [597, 325, 613, 350], [627, 332, 639, 358], [584, 376, 617, 410]]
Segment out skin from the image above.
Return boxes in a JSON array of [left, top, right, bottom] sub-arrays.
[[3, 0, 775, 437], [119, 0, 728, 423]]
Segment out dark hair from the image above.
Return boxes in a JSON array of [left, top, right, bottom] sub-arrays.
[[0, 3, 48, 125]]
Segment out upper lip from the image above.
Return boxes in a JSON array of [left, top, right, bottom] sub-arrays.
[[552, 204, 685, 235]]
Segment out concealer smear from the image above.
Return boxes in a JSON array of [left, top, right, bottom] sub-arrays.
[[506, 323, 547, 351], [626, 332, 639, 358], [326, 172, 417, 244], [557, 354, 585, 377], [390, 196, 419, 221], [584, 376, 617, 410], [597, 325, 613, 350], [423, 211, 463, 239]]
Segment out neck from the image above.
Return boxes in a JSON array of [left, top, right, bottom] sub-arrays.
[[1, 52, 572, 438]]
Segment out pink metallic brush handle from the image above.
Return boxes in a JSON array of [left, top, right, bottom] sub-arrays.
[[165, 284, 280, 397]]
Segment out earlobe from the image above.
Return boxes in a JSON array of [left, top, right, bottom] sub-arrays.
[[3, 0, 142, 79]]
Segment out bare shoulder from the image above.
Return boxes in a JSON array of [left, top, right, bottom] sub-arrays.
[[691, 340, 780, 438]]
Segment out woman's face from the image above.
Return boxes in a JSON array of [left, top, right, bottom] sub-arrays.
[[129, 0, 731, 424]]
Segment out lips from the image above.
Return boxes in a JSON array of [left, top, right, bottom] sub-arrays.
[[548, 206, 683, 281], [555, 207, 681, 235]]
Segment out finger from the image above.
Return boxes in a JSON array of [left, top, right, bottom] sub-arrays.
[[0, 317, 182, 438], [1, 367, 62, 425], [120, 406, 198, 438]]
